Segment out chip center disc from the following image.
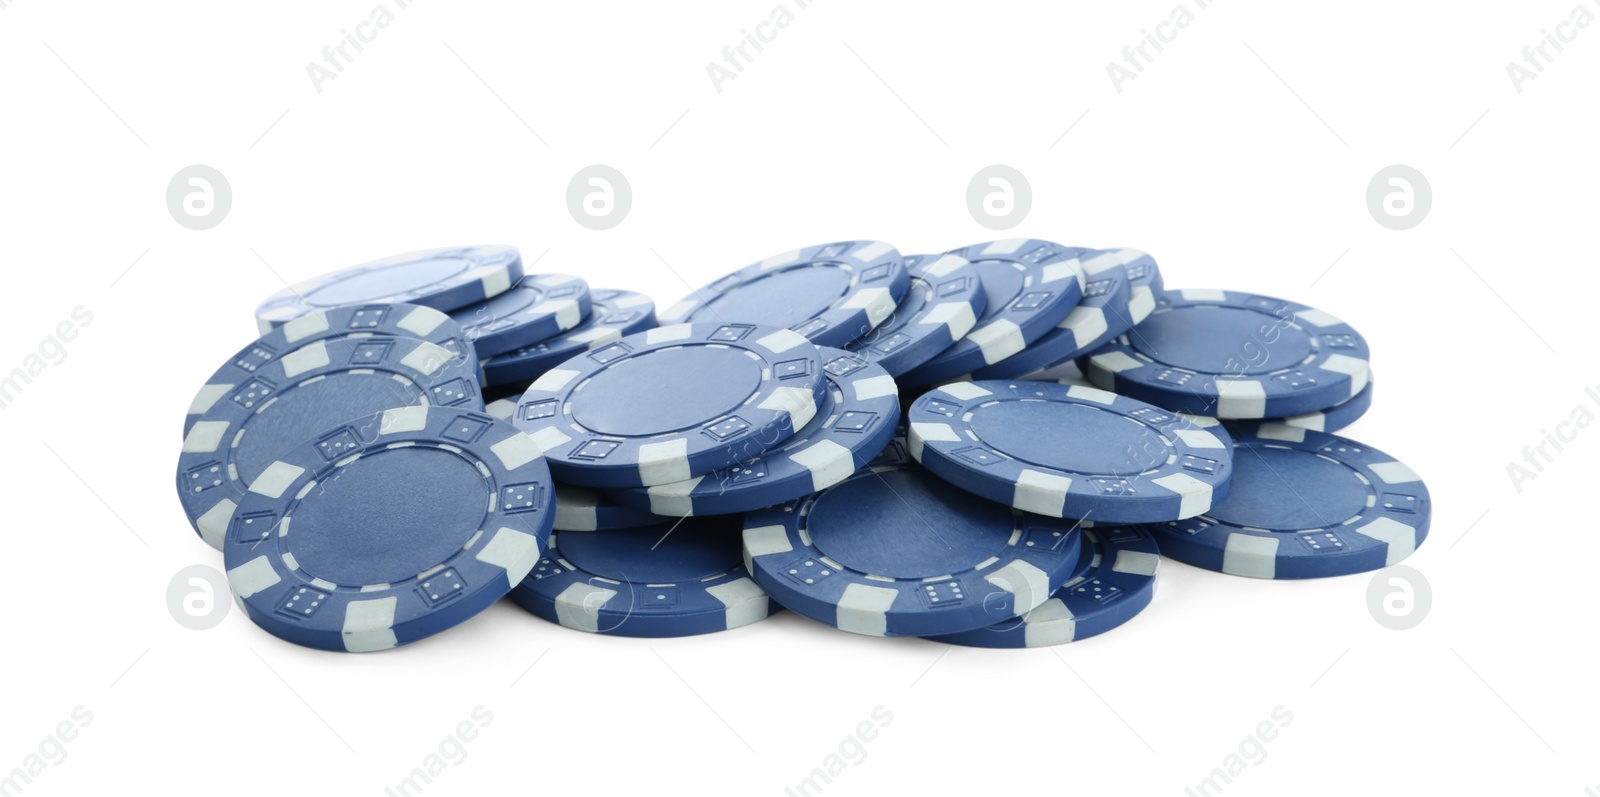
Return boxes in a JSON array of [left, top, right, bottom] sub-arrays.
[[969, 261, 1025, 324], [305, 257, 471, 305], [806, 468, 1018, 579], [236, 373, 421, 485], [557, 519, 741, 582], [967, 400, 1162, 477], [696, 264, 852, 329], [286, 447, 487, 585], [570, 346, 762, 437], [1133, 306, 1314, 375], [1207, 446, 1366, 530]]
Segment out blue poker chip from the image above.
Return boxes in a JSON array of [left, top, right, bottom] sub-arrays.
[[481, 289, 657, 388], [908, 380, 1233, 523], [183, 303, 474, 438], [553, 485, 668, 531], [1227, 378, 1374, 435], [1112, 248, 1164, 327], [222, 406, 553, 652], [969, 248, 1135, 380], [927, 523, 1159, 648], [1148, 426, 1431, 579], [178, 336, 482, 550], [512, 323, 827, 488], [844, 253, 985, 377], [744, 459, 1084, 637], [898, 239, 1090, 388], [255, 245, 525, 330], [511, 515, 779, 637], [610, 347, 900, 516], [658, 240, 910, 348], [449, 273, 592, 358], [1084, 289, 1371, 419]]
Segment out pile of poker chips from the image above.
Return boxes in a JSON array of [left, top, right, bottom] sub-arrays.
[[175, 241, 1430, 652]]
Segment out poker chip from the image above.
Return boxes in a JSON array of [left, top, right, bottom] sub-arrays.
[[449, 273, 591, 358], [553, 485, 666, 532], [899, 239, 1089, 388], [1084, 289, 1371, 418], [511, 323, 827, 487], [178, 336, 482, 550], [1114, 248, 1164, 326], [926, 523, 1160, 648], [254, 245, 524, 331], [844, 253, 985, 377], [608, 346, 898, 517], [909, 380, 1232, 523], [222, 406, 553, 652], [183, 303, 473, 438], [743, 459, 1084, 637], [1148, 426, 1430, 579], [481, 289, 657, 388], [511, 515, 779, 637], [969, 248, 1134, 380], [659, 240, 909, 348]]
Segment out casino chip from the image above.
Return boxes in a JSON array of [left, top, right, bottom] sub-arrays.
[[1112, 248, 1164, 327], [178, 336, 481, 550], [926, 523, 1159, 648], [908, 380, 1232, 523], [511, 515, 778, 637], [254, 245, 525, 330], [183, 302, 473, 438], [1148, 426, 1430, 579], [512, 323, 827, 488], [1084, 289, 1370, 418], [898, 239, 1089, 388], [222, 406, 553, 652], [1228, 379, 1375, 435], [482, 289, 657, 388], [658, 240, 910, 348], [969, 248, 1134, 380], [610, 346, 899, 517], [844, 253, 985, 377], [553, 485, 666, 531], [743, 459, 1084, 637], [449, 273, 591, 358]]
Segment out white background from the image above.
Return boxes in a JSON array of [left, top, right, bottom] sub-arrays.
[[2, 1, 1597, 795]]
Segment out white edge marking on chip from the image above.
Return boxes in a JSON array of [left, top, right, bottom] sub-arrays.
[[554, 500, 599, 531], [343, 598, 399, 652], [1039, 259, 1081, 287], [907, 422, 959, 461], [280, 341, 331, 378], [968, 319, 1026, 365], [182, 420, 230, 454], [397, 306, 449, 337], [490, 433, 544, 471], [1076, 250, 1120, 276], [921, 301, 976, 339], [527, 426, 573, 456], [647, 324, 695, 344], [836, 583, 897, 636], [760, 386, 818, 431], [554, 583, 616, 632], [742, 524, 793, 573], [380, 405, 430, 434], [658, 300, 697, 323], [1320, 355, 1369, 391], [1174, 429, 1227, 450], [1064, 384, 1117, 405], [1222, 534, 1280, 578], [530, 369, 580, 393], [484, 399, 516, 421], [400, 341, 454, 376], [935, 380, 991, 401], [476, 527, 542, 582], [612, 293, 652, 310], [282, 311, 332, 343], [1089, 350, 1142, 374], [755, 328, 810, 355], [791, 440, 856, 492], [1059, 306, 1107, 345], [852, 374, 899, 402], [1021, 598, 1076, 647], [984, 560, 1051, 614], [1253, 423, 1307, 443], [1214, 380, 1267, 418], [528, 299, 583, 332], [760, 249, 803, 269], [249, 461, 307, 499], [920, 254, 965, 278], [196, 499, 239, 549], [1150, 472, 1214, 518], [647, 477, 701, 517], [1295, 308, 1344, 328], [847, 287, 897, 326], [1178, 288, 1227, 302], [227, 556, 281, 598], [187, 383, 232, 418], [472, 264, 513, 298], [1369, 461, 1421, 485], [1113, 550, 1160, 577], [705, 578, 770, 630], [1014, 470, 1071, 517], [849, 241, 895, 262], [638, 438, 692, 485], [1355, 516, 1419, 566], [1126, 286, 1156, 323], [575, 328, 621, 348], [980, 239, 1026, 256]]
